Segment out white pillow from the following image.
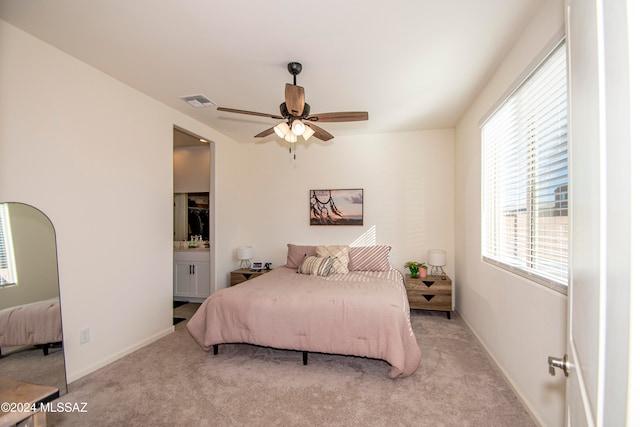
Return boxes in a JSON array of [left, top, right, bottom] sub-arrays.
[[316, 245, 350, 274]]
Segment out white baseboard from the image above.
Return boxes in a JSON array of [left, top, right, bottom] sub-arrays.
[[66, 326, 175, 383]]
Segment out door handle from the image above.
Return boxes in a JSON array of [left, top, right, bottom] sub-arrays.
[[547, 354, 570, 377]]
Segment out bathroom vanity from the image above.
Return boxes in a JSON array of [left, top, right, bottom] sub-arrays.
[[173, 248, 210, 301]]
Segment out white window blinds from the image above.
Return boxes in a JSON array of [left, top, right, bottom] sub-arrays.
[[481, 40, 568, 291], [0, 204, 18, 287]]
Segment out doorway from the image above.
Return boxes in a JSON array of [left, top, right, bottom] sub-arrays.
[[172, 126, 213, 321]]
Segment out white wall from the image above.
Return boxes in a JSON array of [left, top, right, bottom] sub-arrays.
[[173, 145, 210, 193], [213, 129, 455, 291], [628, 2, 640, 424], [0, 20, 235, 382], [454, 1, 566, 426]]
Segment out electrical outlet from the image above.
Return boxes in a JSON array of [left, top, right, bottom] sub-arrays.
[[80, 328, 90, 344]]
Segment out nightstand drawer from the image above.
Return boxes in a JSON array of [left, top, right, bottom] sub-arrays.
[[406, 293, 452, 311], [405, 278, 450, 294], [405, 274, 452, 318]]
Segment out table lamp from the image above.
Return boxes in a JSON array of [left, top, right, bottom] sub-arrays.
[[428, 249, 447, 278]]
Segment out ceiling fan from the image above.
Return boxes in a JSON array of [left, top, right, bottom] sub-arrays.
[[216, 62, 368, 143]]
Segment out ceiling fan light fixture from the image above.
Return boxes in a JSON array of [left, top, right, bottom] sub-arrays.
[[302, 125, 315, 141], [291, 119, 305, 136], [274, 122, 289, 139], [216, 62, 368, 146]]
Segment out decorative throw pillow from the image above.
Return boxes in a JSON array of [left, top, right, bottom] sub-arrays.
[[315, 245, 350, 274], [348, 245, 392, 271], [285, 244, 317, 269], [298, 256, 337, 277]]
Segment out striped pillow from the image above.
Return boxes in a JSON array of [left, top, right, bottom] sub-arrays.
[[315, 245, 350, 273], [348, 245, 392, 271], [298, 256, 337, 277]]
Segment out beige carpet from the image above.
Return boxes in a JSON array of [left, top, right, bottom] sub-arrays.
[[47, 306, 536, 426], [0, 344, 67, 394]]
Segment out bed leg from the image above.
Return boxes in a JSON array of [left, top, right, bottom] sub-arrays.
[[302, 351, 308, 365], [42, 345, 49, 356], [213, 344, 218, 355]]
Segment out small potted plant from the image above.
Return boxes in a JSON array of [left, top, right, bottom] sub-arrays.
[[418, 264, 428, 278], [404, 261, 427, 278]]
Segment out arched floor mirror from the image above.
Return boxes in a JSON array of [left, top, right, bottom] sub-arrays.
[[0, 202, 67, 395]]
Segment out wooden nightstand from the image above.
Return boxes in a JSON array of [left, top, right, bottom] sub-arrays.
[[230, 268, 271, 286], [405, 274, 452, 319]]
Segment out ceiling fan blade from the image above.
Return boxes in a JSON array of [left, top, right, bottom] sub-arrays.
[[254, 127, 275, 138], [307, 112, 369, 122], [217, 107, 282, 120], [285, 84, 305, 116], [306, 123, 334, 141]]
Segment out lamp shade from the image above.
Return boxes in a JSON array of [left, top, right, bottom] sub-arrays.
[[284, 131, 297, 143], [237, 246, 253, 261], [274, 122, 289, 139], [427, 249, 446, 267], [301, 125, 315, 141], [291, 119, 305, 136]]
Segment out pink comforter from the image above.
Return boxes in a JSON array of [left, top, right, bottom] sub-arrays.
[[187, 267, 421, 378], [0, 297, 62, 348]]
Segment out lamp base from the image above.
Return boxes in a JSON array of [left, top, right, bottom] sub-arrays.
[[239, 260, 252, 269], [430, 265, 445, 277]]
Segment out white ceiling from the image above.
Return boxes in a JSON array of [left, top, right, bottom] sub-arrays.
[[0, 0, 544, 145]]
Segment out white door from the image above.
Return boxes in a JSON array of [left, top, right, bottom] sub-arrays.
[[193, 261, 211, 298], [173, 261, 194, 297], [563, 0, 635, 425]]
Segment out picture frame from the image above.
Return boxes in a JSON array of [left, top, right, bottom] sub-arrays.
[[310, 189, 363, 226], [251, 262, 263, 271]]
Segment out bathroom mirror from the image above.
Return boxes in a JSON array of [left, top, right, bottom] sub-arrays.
[[0, 202, 67, 395], [174, 192, 209, 241]]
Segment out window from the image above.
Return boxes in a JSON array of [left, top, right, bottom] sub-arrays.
[[481, 40, 568, 292], [0, 204, 18, 287]]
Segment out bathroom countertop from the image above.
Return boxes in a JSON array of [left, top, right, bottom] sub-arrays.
[[174, 247, 209, 252]]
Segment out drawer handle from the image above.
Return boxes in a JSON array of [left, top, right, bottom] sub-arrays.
[[422, 281, 435, 288], [422, 295, 436, 302]]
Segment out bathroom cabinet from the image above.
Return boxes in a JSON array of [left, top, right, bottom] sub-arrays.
[[173, 250, 210, 301]]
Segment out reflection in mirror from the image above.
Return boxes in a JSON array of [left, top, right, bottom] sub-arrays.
[[0, 202, 67, 395], [174, 193, 209, 241]]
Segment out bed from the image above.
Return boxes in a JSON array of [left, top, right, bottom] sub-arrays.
[[0, 297, 63, 356], [187, 244, 421, 379]]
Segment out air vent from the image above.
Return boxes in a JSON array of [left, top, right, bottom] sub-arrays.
[[180, 95, 216, 108]]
